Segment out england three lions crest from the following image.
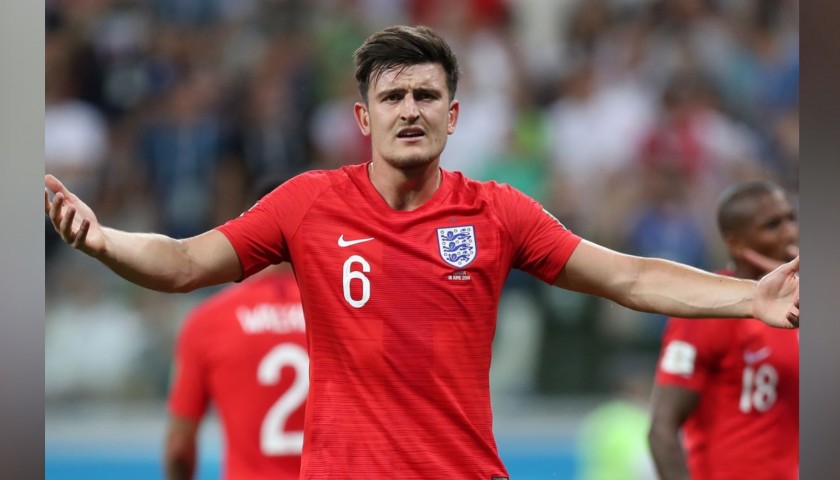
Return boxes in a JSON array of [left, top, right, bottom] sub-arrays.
[[437, 226, 476, 268]]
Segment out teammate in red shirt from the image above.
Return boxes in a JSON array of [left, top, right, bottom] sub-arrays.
[[649, 180, 800, 480], [46, 25, 800, 480], [165, 177, 309, 480], [165, 264, 306, 480]]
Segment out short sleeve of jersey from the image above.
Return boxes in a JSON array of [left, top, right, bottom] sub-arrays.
[[216, 171, 334, 280], [655, 318, 732, 392], [489, 183, 581, 284], [168, 309, 210, 420]]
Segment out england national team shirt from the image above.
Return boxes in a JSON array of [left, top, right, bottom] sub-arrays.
[[655, 282, 800, 480], [216, 163, 582, 479], [168, 273, 307, 480]]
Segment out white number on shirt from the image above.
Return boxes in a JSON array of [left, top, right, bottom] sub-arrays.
[[739, 363, 778, 413], [342, 255, 371, 308], [257, 343, 309, 455]]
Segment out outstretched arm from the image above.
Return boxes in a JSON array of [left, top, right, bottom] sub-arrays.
[[45, 174, 242, 292], [554, 240, 799, 328], [648, 384, 697, 480], [165, 416, 200, 480]]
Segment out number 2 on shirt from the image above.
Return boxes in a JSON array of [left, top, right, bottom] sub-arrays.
[[257, 344, 309, 455]]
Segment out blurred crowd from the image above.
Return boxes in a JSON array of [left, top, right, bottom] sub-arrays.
[[45, 0, 798, 402]]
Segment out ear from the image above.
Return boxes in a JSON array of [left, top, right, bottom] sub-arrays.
[[354, 102, 371, 136], [447, 99, 460, 135]]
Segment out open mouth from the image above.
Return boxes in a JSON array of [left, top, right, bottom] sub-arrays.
[[397, 127, 425, 139]]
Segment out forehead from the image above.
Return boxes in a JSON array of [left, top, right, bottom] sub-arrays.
[[747, 191, 793, 223], [369, 63, 447, 93]]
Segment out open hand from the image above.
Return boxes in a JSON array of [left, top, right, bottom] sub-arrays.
[[754, 256, 799, 328], [45, 174, 106, 257]]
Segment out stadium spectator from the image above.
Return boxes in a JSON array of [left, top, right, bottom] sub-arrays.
[[46, 25, 799, 479], [45, 10, 109, 261], [138, 69, 229, 239], [545, 56, 657, 247], [165, 179, 307, 480], [44, 1, 800, 403], [648, 180, 799, 480]]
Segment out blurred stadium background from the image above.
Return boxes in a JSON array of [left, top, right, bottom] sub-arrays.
[[44, 0, 798, 478]]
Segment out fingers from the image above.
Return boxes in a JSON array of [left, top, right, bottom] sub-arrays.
[[787, 256, 800, 273], [45, 174, 66, 196], [785, 296, 800, 328], [60, 204, 77, 242], [73, 219, 90, 249], [786, 310, 799, 328], [44, 188, 51, 214], [48, 192, 65, 230], [49, 192, 83, 247]]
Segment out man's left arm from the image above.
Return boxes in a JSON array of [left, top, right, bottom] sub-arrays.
[[553, 240, 799, 328], [165, 416, 200, 480]]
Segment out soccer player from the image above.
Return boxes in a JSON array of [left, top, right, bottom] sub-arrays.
[[648, 180, 800, 480], [165, 181, 308, 480], [45, 25, 799, 480]]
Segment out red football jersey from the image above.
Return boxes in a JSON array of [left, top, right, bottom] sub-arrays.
[[216, 163, 581, 479], [655, 292, 800, 480], [168, 272, 307, 480]]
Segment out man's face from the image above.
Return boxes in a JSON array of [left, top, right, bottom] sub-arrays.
[[354, 63, 459, 169], [736, 191, 799, 262]]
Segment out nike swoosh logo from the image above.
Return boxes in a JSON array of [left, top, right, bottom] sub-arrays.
[[338, 234, 375, 247], [743, 346, 772, 364]]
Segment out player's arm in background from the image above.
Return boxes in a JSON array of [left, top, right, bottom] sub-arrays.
[[553, 240, 800, 328], [647, 384, 697, 480], [165, 417, 200, 480], [165, 305, 210, 480], [45, 174, 241, 292]]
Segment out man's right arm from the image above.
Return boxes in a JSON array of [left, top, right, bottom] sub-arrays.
[[46, 174, 242, 292], [648, 384, 698, 480]]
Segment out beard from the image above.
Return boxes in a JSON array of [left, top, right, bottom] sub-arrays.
[[382, 152, 437, 169], [378, 138, 446, 171]]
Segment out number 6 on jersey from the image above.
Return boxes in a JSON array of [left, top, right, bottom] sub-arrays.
[[342, 255, 371, 308]]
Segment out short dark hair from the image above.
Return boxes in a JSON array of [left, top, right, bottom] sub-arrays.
[[353, 25, 460, 103], [716, 180, 786, 235]]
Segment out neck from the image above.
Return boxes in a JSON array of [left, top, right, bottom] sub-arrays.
[[368, 160, 442, 211], [731, 262, 762, 281]]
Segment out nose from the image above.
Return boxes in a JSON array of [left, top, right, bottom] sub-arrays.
[[400, 95, 420, 121], [782, 217, 799, 245]]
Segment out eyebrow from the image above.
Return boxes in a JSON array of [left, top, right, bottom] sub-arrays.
[[759, 208, 796, 227], [375, 87, 442, 100]]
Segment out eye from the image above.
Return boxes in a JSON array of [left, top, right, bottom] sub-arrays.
[[764, 218, 782, 230]]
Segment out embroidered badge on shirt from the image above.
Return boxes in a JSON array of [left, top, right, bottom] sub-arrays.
[[437, 225, 476, 268], [660, 340, 697, 376]]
